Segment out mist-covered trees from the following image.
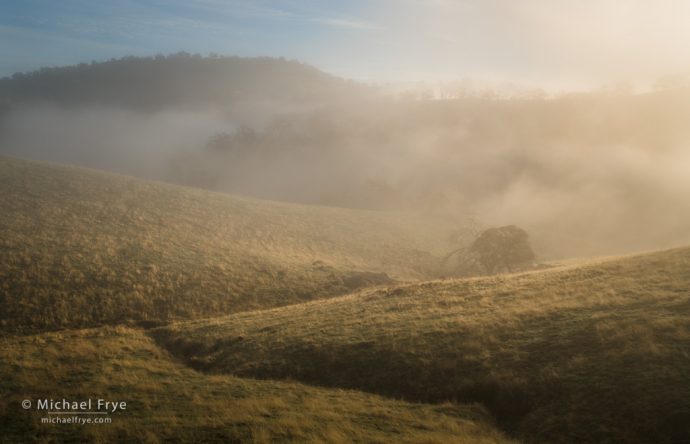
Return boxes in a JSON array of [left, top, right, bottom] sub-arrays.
[[441, 226, 536, 276], [469, 226, 536, 274], [0, 53, 365, 111]]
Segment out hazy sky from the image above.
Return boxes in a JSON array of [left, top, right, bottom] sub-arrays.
[[2, 0, 690, 88]]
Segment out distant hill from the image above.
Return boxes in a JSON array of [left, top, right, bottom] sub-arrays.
[[155, 247, 690, 443], [0, 53, 365, 111], [0, 156, 474, 333]]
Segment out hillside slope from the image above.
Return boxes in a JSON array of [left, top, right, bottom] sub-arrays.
[[0, 327, 513, 443], [155, 247, 690, 443], [0, 156, 471, 333]]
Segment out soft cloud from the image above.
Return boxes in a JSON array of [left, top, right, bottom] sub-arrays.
[[365, 0, 690, 86], [313, 17, 381, 30]]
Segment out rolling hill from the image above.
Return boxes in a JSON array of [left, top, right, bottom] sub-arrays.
[[0, 156, 473, 333], [0, 327, 513, 443], [154, 247, 690, 443], [3, 155, 688, 442], [0, 156, 516, 442]]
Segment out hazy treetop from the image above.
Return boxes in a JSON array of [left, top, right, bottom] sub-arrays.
[[0, 53, 365, 111]]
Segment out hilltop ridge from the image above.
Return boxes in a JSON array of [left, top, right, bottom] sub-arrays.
[[0, 53, 366, 111]]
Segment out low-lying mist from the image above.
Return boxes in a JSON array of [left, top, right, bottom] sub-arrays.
[[0, 105, 229, 180], [168, 93, 690, 258], [2, 57, 689, 259]]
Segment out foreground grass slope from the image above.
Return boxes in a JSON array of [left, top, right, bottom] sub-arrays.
[[0, 156, 471, 333], [0, 327, 513, 443], [156, 247, 690, 443]]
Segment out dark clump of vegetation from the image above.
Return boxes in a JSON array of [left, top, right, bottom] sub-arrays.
[[467, 225, 536, 274], [442, 225, 537, 277]]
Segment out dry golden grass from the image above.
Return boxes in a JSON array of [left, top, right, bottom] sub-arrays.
[[5, 156, 689, 443], [155, 247, 690, 443], [0, 327, 514, 443], [0, 156, 471, 333]]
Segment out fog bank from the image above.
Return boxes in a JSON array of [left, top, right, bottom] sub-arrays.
[[2, 56, 690, 259]]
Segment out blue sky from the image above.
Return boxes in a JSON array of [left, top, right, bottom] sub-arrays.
[[2, 0, 689, 87], [0, 0, 381, 77]]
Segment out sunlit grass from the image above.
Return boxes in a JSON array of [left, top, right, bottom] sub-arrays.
[[156, 247, 690, 443], [0, 156, 470, 333], [0, 327, 513, 443], [4, 156, 688, 442]]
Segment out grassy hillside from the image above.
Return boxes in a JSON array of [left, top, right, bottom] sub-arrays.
[[0, 156, 471, 333], [0, 327, 513, 443], [155, 247, 690, 443]]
